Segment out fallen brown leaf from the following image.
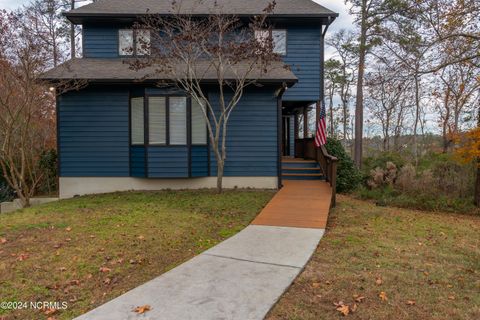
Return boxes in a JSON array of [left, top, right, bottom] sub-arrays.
[[375, 277, 383, 285], [406, 300, 416, 306], [0, 238, 7, 244], [16, 253, 29, 261], [133, 305, 151, 314], [138, 235, 145, 241], [66, 227, 72, 232], [336, 304, 350, 316], [99, 267, 111, 273], [312, 282, 321, 288], [379, 291, 388, 301], [351, 303, 358, 312], [353, 295, 365, 303]]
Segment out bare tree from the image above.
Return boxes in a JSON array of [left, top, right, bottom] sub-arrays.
[[324, 58, 343, 137], [346, 0, 409, 167], [327, 29, 357, 148], [20, 0, 71, 67], [366, 64, 411, 151], [0, 11, 55, 206], [0, 10, 83, 206], [437, 63, 480, 151], [130, 1, 282, 192]]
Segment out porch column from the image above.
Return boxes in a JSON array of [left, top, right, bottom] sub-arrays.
[[303, 106, 308, 158]]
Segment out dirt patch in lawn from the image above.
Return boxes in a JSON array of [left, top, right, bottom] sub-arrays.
[[267, 195, 480, 320], [0, 189, 274, 320]]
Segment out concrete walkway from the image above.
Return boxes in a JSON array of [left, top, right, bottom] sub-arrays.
[[75, 181, 331, 320]]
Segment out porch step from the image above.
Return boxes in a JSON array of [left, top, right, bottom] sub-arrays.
[[282, 167, 321, 175], [282, 173, 324, 180], [281, 158, 324, 180], [282, 161, 318, 168]]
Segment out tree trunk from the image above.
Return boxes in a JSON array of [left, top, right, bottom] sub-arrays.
[[354, 46, 366, 168], [343, 98, 348, 149], [413, 72, 421, 165], [216, 161, 224, 194], [70, 0, 75, 59], [329, 90, 335, 137], [475, 164, 480, 207], [354, 0, 367, 168], [476, 112, 480, 207]]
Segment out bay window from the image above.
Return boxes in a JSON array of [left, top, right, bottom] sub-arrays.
[[130, 95, 207, 146]]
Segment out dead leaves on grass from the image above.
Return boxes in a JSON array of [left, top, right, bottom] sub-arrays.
[[99, 267, 111, 273], [0, 237, 7, 244], [334, 294, 365, 316], [133, 305, 151, 314], [379, 291, 388, 301], [406, 300, 416, 306]]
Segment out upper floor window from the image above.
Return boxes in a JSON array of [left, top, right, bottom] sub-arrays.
[[119, 29, 151, 56], [255, 29, 287, 56]]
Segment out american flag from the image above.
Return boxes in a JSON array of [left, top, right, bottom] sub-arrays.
[[314, 101, 327, 147]]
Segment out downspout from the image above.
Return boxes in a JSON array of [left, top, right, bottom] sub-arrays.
[[277, 83, 287, 189]]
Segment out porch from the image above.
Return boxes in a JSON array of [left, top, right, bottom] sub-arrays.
[[280, 101, 338, 206], [252, 179, 331, 229]]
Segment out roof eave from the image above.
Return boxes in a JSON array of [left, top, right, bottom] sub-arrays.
[[64, 12, 339, 25], [40, 77, 298, 87]]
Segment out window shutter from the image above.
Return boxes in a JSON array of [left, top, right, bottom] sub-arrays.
[[148, 97, 166, 144], [131, 97, 144, 145], [169, 97, 187, 145], [191, 99, 207, 144]]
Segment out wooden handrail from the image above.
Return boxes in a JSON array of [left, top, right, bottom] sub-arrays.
[[316, 145, 338, 208]]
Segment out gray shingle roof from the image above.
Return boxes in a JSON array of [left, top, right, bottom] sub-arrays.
[[40, 58, 298, 84], [66, 0, 337, 18]]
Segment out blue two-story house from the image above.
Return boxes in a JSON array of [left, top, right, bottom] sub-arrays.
[[42, 0, 337, 198]]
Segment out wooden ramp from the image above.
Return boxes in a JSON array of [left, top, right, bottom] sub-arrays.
[[252, 180, 331, 229]]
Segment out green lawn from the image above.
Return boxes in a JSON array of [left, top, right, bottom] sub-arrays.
[[0, 190, 274, 320], [268, 195, 480, 320]]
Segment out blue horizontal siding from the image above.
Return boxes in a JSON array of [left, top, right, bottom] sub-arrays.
[[191, 146, 209, 177], [130, 146, 146, 177], [83, 25, 118, 58], [209, 87, 278, 177], [282, 24, 321, 102], [58, 87, 130, 177], [148, 146, 189, 177]]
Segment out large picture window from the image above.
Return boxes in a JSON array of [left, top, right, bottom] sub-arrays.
[[130, 95, 207, 146], [192, 99, 208, 144], [131, 97, 145, 145], [169, 97, 187, 145], [148, 97, 166, 144]]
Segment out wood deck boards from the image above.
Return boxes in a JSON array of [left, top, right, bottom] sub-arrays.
[[252, 180, 331, 229]]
